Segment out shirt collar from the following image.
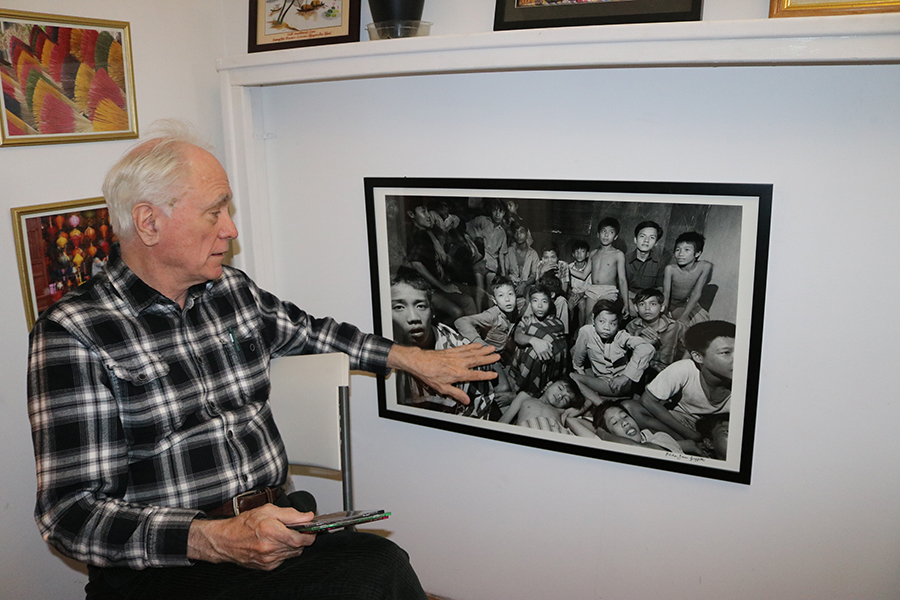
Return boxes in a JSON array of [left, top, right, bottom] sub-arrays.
[[628, 248, 659, 264], [105, 243, 215, 314]]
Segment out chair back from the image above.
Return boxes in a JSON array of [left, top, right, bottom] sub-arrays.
[[268, 352, 353, 510]]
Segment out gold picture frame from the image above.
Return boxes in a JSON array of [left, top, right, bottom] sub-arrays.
[[770, 0, 900, 17], [0, 9, 138, 147], [12, 197, 114, 329]]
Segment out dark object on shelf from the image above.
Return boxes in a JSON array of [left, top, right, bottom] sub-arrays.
[[494, 0, 702, 32]]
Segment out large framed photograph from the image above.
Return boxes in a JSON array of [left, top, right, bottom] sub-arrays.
[[366, 178, 770, 484], [12, 197, 114, 329], [248, 0, 361, 53], [493, 0, 702, 31], [0, 9, 138, 147], [769, 0, 900, 16]]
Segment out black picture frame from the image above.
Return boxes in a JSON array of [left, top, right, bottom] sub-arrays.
[[365, 177, 770, 484], [248, 0, 360, 53], [493, 0, 702, 31]]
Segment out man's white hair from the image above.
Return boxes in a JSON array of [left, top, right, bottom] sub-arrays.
[[102, 119, 213, 240]]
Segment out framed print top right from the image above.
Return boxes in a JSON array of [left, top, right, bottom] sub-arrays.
[[770, 0, 900, 16]]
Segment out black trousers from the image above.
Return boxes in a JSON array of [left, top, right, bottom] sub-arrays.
[[85, 531, 427, 600]]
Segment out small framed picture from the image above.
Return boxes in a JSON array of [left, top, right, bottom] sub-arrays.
[[770, 0, 900, 16], [365, 177, 771, 484], [12, 197, 115, 329], [0, 9, 138, 147], [494, 0, 702, 31], [249, 0, 361, 53]]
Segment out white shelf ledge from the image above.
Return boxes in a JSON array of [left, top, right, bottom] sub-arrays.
[[218, 14, 900, 86], [217, 12, 899, 285]]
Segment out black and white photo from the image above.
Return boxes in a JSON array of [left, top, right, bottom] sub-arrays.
[[366, 177, 770, 483]]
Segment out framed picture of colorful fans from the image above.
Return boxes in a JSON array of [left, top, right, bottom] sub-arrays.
[[365, 177, 771, 484], [0, 9, 138, 147]]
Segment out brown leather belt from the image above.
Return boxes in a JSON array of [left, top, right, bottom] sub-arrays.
[[206, 486, 283, 518]]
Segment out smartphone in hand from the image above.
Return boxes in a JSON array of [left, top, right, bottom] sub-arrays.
[[288, 510, 390, 533]]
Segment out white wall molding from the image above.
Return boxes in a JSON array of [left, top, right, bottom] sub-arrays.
[[219, 14, 900, 87]]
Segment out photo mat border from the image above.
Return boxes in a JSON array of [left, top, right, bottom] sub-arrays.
[[366, 177, 771, 484]]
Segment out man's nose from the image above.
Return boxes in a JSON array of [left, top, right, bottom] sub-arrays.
[[220, 209, 239, 239]]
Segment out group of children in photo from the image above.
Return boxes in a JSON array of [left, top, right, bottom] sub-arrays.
[[389, 196, 734, 461]]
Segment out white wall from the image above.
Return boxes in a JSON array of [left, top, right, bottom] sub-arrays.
[[3, 1, 899, 599], [258, 63, 900, 600], [0, 1, 230, 597]]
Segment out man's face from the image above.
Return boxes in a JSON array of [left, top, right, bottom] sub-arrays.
[[674, 241, 700, 266], [543, 381, 574, 408], [634, 227, 659, 254], [710, 421, 729, 459], [391, 283, 434, 348], [695, 336, 734, 381], [152, 146, 237, 289], [514, 227, 528, 245], [592, 310, 619, 341], [492, 284, 517, 314], [598, 226, 618, 247], [408, 206, 432, 229], [636, 296, 663, 323], [530, 292, 551, 319], [603, 407, 642, 442], [491, 206, 506, 224]]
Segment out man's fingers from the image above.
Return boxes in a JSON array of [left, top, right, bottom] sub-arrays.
[[450, 343, 500, 362], [437, 384, 471, 405], [460, 368, 498, 381]]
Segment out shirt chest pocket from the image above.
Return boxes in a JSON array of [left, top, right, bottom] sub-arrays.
[[222, 325, 270, 406], [107, 353, 179, 448]]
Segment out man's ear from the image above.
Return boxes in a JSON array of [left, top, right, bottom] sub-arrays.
[[690, 350, 704, 367], [132, 202, 160, 246]]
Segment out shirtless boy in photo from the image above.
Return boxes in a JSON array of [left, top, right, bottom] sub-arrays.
[[499, 380, 581, 435], [584, 217, 629, 326], [663, 231, 713, 326]]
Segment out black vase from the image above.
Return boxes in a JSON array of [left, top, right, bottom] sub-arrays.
[[368, 0, 425, 23]]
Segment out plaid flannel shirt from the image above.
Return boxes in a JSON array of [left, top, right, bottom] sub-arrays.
[[27, 245, 393, 569]]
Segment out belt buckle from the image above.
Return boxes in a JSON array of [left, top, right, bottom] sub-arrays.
[[232, 488, 262, 516]]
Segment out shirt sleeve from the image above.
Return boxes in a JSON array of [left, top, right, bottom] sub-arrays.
[[28, 319, 199, 569], [571, 326, 590, 373], [620, 332, 655, 382], [454, 309, 497, 344], [646, 360, 689, 401], [252, 282, 394, 375]]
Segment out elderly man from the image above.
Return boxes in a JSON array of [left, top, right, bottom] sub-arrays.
[[27, 122, 497, 599]]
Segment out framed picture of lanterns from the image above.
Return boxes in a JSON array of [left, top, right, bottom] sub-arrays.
[[12, 197, 114, 328], [0, 9, 138, 147]]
